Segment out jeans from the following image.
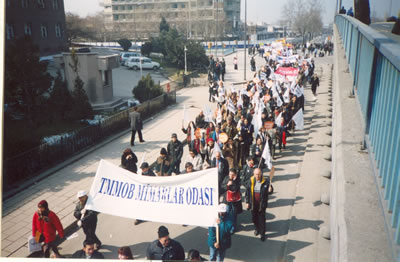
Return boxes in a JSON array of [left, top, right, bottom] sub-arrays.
[[209, 246, 226, 261], [131, 129, 143, 145], [83, 224, 101, 246], [227, 202, 237, 233]]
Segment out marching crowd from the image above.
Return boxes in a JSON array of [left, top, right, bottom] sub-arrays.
[[31, 41, 327, 260]]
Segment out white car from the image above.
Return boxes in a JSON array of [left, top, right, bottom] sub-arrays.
[[126, 57, 160, 70], [120, 52, 141, 66]]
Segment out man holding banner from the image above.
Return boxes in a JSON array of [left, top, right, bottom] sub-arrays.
[[208, 204, 233, 261]]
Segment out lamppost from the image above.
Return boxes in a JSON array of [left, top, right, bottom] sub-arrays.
[[184, 45, 188, 75], [243, 0, 247, 80]]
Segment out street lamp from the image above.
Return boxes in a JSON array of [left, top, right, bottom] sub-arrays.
[[244, 0, 247, 80], [184, 45, 188, 75]]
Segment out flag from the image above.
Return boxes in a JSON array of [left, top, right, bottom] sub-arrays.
[[216, 107, 222, 124], [211, 142, 224, 160], [261, 139, 272, 169], [277, 95, 283, 107], [283, 87, 290, 103], [275, 112, 282, 127], [291, 109, 304, 130], [183, 105, 189, 127], [203, 105, 213, 123], [227, 99, 237, 114], [294, 85, 303, 97], [191, 126, 195, 140]]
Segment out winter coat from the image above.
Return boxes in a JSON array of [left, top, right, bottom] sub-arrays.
[[211, 157, 230, 188], [167, 140, 183, 162], [146, 239, 185, 260], [246, 176, 270, 212], [129, 111, 142, 130], [32, 210, 64, 243], [155, 155, 172, 176], [73, 201, 98, 229], [121, 151, 138, 173], [208, 216, 233, 250]]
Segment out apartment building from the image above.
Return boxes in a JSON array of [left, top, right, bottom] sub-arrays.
[[103, 0, 241, 40], [5, 0, 68, 56]]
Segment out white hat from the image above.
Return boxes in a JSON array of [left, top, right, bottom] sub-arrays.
[[218, 203, 227, 213], [77, 190, 87, 199]]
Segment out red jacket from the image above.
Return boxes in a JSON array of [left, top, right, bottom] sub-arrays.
[[32, 211, 64, 243]]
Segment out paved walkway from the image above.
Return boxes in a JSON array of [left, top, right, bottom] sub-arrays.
[[2, 50, 333, 261]]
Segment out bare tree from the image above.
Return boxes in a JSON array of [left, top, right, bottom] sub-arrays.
[[281, 0, 324, 44]]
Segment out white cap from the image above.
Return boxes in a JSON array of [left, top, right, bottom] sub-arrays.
[[218, 203, 227, 213], [77, 190, 87, 199]]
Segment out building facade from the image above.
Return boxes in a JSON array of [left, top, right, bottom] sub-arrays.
[[5, 0, 68, 56], [103, 0, 241, 40]]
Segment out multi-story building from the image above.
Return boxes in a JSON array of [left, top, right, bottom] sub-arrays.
[[5, 0, 68, 56], [103, 0, 241, 40]]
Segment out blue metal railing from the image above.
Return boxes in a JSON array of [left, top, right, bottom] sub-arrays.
[[335, 15, 400, 244]]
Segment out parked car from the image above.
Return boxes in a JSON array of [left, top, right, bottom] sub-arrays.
[[120, 52, 141, 66], [126, 57, 160, 70]]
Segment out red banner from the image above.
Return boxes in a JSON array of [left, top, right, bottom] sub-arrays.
[[275, 67, 299, 77]]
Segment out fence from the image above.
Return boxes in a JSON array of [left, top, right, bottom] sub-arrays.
[[335, 15, 400, 244], [2, 91, 176, 193]]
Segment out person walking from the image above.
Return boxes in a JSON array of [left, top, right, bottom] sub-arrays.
[[233, 57, 238, 70], [221, 58, 226, 81], [146, 226, 185, 260], [208, 204, 233, 261], [129, 106, 145, 146], [32, 200, 64, 258], [310, 74, 320, 97], [73, 191, 102, 250], [72, 239, 104, 259], [222, 169, 242, 234], [246, 168, 270, 241], [167, 133, 183, 175]]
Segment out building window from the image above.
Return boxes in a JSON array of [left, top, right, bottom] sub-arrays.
[[121, 5, 125, 10], [6, 24, 15, 39], [24, 23, 32, 35], [53, 0, 58, 10], [40, 24, 48, 38], [127, 5, 132, 10], [55, 23, 62, 38], [112, 5, 118, 10], [38, 0, 45, 8], [21, 0, 29, 8], [172, 3, 177, 8], [113, 15, 119, 20]]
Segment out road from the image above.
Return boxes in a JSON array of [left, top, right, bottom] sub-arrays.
[[55, 53, 334, 261]]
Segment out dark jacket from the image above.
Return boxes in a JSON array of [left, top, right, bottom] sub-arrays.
[[207, 216, 233, 250], [211, 157, 229, 188], [121, 151, 138, 173], [167, 140, 183, 162], [155, 155, 173, 176], [73, 201, 98, 229], [146, 239, 185, 260], [72, 249, 104, 259], [240, 164, 255, 188], [246, 176, 270, 212]]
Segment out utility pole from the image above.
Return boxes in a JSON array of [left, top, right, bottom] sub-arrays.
[[244, 0, 247, 80]]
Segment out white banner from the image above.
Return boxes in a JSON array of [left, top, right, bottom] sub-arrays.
[[86, 160, 219, 227], [292, 108, 304, 130]]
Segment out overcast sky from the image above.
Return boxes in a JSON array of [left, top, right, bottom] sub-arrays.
[[64, 0, 400, 25]]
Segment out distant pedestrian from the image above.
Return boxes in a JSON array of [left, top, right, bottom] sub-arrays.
[[221, 58, 226, 81], [121, 148, 138, 173], [146, 226, 185, 260], [167, 133, 183, 175], [74, 191, 101, 249], [32, 200, 64, 258], [72, 239, 104, 259], [129, 107, 145, 146], [310, 74, 319, 96], [339, 6, 346, 14], [250, 56, 256, 72], [233, 57, 238, 70], [246, 168, 270, 241], [118, 246, 134, 260], [208, 204, 233, 261]]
